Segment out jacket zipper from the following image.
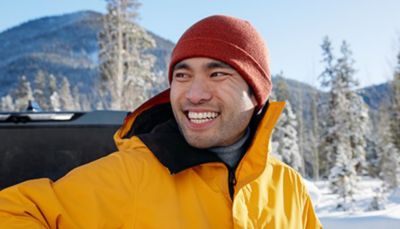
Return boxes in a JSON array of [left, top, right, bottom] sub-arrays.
[[228, 166, 237, 200]]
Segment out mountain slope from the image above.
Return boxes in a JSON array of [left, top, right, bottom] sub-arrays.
[[0, 10, 391, 114], [0, 10, 174, 96]]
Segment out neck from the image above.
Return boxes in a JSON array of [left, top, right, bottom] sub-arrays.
[[209, 128, 250, 168]]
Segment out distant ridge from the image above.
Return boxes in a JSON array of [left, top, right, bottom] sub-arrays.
[[0, 10, 391, 118], [0, 10, 174, 96]]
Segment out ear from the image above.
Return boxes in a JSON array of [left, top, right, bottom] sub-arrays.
[[246, 86, 257, 108], [249, 92, 257, 108]]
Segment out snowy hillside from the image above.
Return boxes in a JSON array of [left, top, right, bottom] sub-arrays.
[[306, 178, 400, 228], [0, 11, 174, 97]]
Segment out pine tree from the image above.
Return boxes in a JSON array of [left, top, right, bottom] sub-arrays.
[[329, 147, 358, 210], [272, 75, 304, 174], [50, 92, 61, 111], [45, 74, 59, 111], [13, 76, 34, 111], [390, 51, 400, 152], [59, 77, 75, 110], [318, 38, 369, 208], [310, 90, 320, 180], [296, 88, 306, 175], [272, 101, 304, 173], [72, 86, 83, 110], [274, 72, 290, 101], [376, 48, 400, 191], [347, 93, 369, 174], [336, 41, 369, 174], [98, 0, 156, 110], [318, 37, 341, 177], [33, 70, 50, 111], [47, 74, 58, 97], [0, 95, 15, 111], [377, 104, 400, 190]]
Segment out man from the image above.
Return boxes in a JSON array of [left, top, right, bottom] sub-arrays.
[[0, 15, 322, 228]]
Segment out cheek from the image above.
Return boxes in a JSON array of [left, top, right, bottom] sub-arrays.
[[170, 90, 181, 122], [170, 83, 180, 102], [219, 86, 256, 111], [170, 85, 178, 110], [170, 83, 186, 112]]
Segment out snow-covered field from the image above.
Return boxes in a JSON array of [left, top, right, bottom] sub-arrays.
[[306, 178, 400, 228]]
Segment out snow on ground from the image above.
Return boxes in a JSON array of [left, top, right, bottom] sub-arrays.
[[305, 177, 400, 229]]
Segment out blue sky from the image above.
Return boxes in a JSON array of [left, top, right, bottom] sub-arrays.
[[1, 0, 399, 88]]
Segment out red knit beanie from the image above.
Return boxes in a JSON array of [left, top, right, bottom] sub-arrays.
[[168, 15, 272, 111]]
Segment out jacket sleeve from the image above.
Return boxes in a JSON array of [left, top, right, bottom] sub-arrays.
[[0, 151, 138, 228], [302, 191, 324, 229]]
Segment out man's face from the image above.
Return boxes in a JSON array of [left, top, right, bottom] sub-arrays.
[[170, 57, 257, 148]]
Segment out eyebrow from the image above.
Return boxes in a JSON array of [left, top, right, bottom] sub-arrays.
[[173, 60, 234, 71], [205, 60, 233, 70], [173, 62, 190, 71]]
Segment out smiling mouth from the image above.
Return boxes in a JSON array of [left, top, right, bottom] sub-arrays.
[[186, 111, 220, 124]]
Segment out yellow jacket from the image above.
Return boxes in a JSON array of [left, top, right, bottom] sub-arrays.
[[0, 90, 322, 228]]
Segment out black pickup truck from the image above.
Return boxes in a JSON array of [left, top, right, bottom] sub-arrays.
[[0, 110, 127, 189]]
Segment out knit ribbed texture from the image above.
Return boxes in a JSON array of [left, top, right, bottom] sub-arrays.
[[209, 128, 250, 169], [168, 15, 272, 111]]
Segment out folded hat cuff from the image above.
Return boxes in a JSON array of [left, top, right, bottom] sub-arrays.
[[168, 38, 271, 111]]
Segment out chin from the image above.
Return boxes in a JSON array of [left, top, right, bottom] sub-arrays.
[[186, 141, 211, 149], [185, 137, 214, 149]]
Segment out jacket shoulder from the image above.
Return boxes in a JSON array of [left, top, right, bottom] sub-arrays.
[[115, 136, 169, 173], [266, 155, 308, 195], [265, 156, 323, 228], [268, 155, 302, 174]]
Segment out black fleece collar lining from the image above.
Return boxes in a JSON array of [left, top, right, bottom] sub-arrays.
[[123, 103, 221, 174], [138, 120, 221, 174], [124, 101, 270, 174]]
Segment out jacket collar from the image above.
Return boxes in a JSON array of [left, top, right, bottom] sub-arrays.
[[234, 100, 285, 190], [114, 89, 285, 175], [138, 119, 221, 174]]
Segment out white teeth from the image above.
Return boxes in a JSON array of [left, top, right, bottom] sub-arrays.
[[188, 111, 219, 121], [191, 119, 209, 124]]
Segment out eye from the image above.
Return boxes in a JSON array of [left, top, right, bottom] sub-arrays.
[[210, 71, 230, 78], [173, 72, 190, 81]]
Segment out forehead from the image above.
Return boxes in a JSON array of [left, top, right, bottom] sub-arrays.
[[173, 57, 235, 71]]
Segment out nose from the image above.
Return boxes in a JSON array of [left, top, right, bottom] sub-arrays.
[[185, 77, 212, 104]]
